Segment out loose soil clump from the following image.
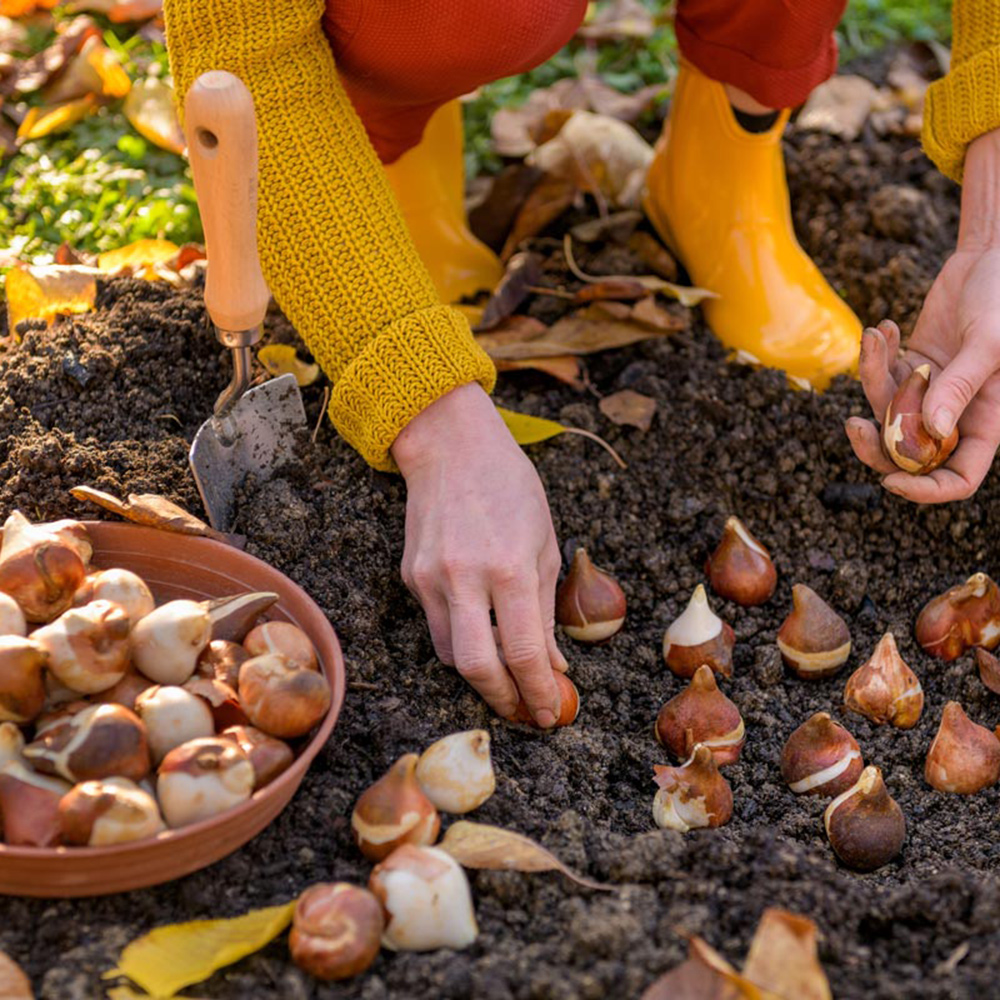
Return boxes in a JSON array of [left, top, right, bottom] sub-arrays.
[[1, 117, 997, 1000]]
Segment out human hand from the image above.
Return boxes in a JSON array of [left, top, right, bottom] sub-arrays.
[[392, 382, 567, 726], [845, 130, 1000, 502]]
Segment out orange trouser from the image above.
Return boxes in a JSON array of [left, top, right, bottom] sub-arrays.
[[323, 0, 848, 164]]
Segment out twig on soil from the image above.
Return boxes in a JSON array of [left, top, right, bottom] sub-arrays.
[[348, 681, 380, 692], [311, 385, 331, 444], [526, 284, 575, 299], [562, 427, 627, 469]]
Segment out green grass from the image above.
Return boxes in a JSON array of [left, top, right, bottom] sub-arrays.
[[0, 0, 953, 262]]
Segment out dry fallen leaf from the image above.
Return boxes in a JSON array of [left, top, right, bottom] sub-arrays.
[[0, 950, 32, 999], [104, 901, 295, 999], [5, 263, 98, 333], [494, 354, 585, 390], [440, 820, 613, 891], [576, 0, 655, 41], [742, 909, 832, 1000], [124, 76, 185, 155], [66, 0, 162, 20], [627, 231, 679, 282], [797, 75, 882, 142], [574, 278, 650, 303], [2, 16, 96, 97], [643, 937, 768, 1000], [500, 173, 577, 261], [476, 252, 542, 331], [498, 407, 626, 468], [491, 77, 592, 158], [98, 238, 180, 276], [43, 35, 130, 103], [599, 389, 657, 431], [17, 93, 96, 141], [257, 343, 320, 387], [570, 209, 643, 245]]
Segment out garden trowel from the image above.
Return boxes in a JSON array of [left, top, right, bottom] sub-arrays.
[[185, 70, 306, 532]]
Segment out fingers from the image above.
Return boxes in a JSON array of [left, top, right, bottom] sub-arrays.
[[858, 324, 901, 417], [844, 417, 897, 476], [882, 433, 997, 504], [493, 571, 560, 728], [923, 341, 997, 440], [449, 598, 520, 718], [539, 540, 568, 674], [422, 592, 455, 665]]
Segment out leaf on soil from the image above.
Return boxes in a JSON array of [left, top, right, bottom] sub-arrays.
[[17, 93, 96, 141], [5, 264, 98, 333], [69, 485, 234, 544], [103, 901, 295, 998], [0, 950, 32, 999], [476, 251, 542, 331], [98, 238, 180, 276], [497, 407, 626, 468], [642, 937, 755, 999], [500, 173, 577, 261], [527, 110, 653, 210], [627, 231, 679, 282], [599, 389, 656, 431], [440, 820, 613, 891], [797, 75, 882, 142], [467, 163, 544, 252], [1, 16, 97, 96], [124, 77, 185, 155], [257, 344, 320, 387], [44, 35, 130, 103], [66, 0, 162, 21], [742, 909, 832, 1000], [574, 278, 650, 303], [494, 355, 585, 390], [576, 0, 655, 41], [570, 209, 642, 245]]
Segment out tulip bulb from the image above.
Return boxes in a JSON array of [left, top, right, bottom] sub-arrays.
[[32, 599, 131, 694], [651, 744, 733, 832], [705, 517, 777, 606], [134, 685, 216, 764], [843, 633, 923, 728], [58, 777, 165, 846], [243, 621, 318, 671], [0, 593, 26, 638], [0, 722, 24, 771], [0, 760, 71, 846], [131, 599, 211, 685], [25, 703, 150, 783], [290, 882, 385, 981], [0, 511, 90, 623], [351, 753, 440, 861], [238, 653, 332, 739], [183, 677, 247, 730], [915, 573, 1000, 661], [976, 647, 1000, 695], [74, 569, 155, 626], [655, 664, 745, 766], [0, 635, 47, 724], [369, 844, 479, 952], [92, 669, 154, 712], [925, 701, 1000, 794], [823, 766, 905, 871], [415, 730, 496, 813], [157, 736, 255, 827], [777, 584, 851, 678], [196, 639, 249, 690], [219, 725, 294, 789], [555, 548, 626, 643], [506, 671, 580, 728], [780, 712, 863, 796], [662, 585, 735, 679], [882, 364, 958, 474]]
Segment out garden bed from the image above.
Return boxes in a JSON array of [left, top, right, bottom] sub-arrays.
[[1, 111, 996, 1000]]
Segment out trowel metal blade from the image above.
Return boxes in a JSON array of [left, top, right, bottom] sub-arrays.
[[190, 372, 307, 532]]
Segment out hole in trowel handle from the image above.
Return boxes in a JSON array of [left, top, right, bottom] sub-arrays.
[[196, 127, 219, 153]]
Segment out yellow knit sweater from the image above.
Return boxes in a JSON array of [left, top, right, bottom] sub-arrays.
[[162, 0, 496, 471], [924, 0, 1000, 181]]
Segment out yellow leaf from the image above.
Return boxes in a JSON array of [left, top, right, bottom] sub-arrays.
[[497, 406, 567, 445], [257, 344, 320, 387], [87, 40, 131, 98], [741, 909, 832, 1000], [124, 77, 185, 156], [98, 239, 179, 274], [17, 95, 96, 142], [104, 901, 295, 998], [4, 264, 99, 334]]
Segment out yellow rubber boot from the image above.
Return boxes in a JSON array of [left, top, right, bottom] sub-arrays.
[[384, 101, 503, 304], [643, 62, 861, 389]]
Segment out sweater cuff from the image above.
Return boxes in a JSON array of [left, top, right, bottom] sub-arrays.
[[327, 305, 498, 471], [923, 45, 1000, 183]]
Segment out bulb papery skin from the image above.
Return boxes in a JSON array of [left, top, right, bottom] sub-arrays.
[[925, 701, 1000, 794], [0, 760, 71, 846], [415, 730, 496, 813], [777, 584, 851, 678], [844, 633, 923, 728], [0, 635, 47, 724], [74, 569, 155, 627], [555, 548, 627, 643], [915, 573, 1000, 661], [977, 647, 1000, 695], [131, 600, 211, 685], [823, 766, 905, 871], [654, 664, 745, 766], [58, 776, 165, 846], [369, 844, 479, 952], [134, 685, 216, 764], [32, 599, 132, 694], [196, 640, 248, 690], [238, 653, 332, 738], [780, 712, 863, 796], [352, 754, 440, 861], [0, 593, 26, 638], [882, 365, 959, 474], [0, 722, 25, 771], [705, 517, 777, 606], [244, 621, 319, 671], [24, 703, 151, 783], [662, 585, 735, 679], [289, 882, 385, 981], [219, 725, 294, 789], [0, 511, 90, 623], [506, 672, 580, 728], [651, 744, 733, 832], [157, 736, 255, 827]]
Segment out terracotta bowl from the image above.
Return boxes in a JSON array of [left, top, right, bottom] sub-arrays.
[[0, 521, 345, 898]]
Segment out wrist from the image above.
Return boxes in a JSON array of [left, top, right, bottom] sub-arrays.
[[391, 382, 501, 477], [958, 129, 1000, 251]]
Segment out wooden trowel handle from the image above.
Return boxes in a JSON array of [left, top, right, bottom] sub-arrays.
[[184, 71, 270, 333]]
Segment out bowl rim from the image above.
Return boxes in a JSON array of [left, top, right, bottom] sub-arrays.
[[0, 521, 345, 861]]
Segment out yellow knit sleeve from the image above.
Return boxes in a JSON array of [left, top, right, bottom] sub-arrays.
[[922, 0, 1000, 183], [162, 0, 497, 471]]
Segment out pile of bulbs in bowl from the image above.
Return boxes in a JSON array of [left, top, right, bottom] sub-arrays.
[[0, 511, 332, 848]]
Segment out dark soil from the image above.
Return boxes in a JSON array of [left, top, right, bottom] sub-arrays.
[[2, 105, 998, 1000]]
